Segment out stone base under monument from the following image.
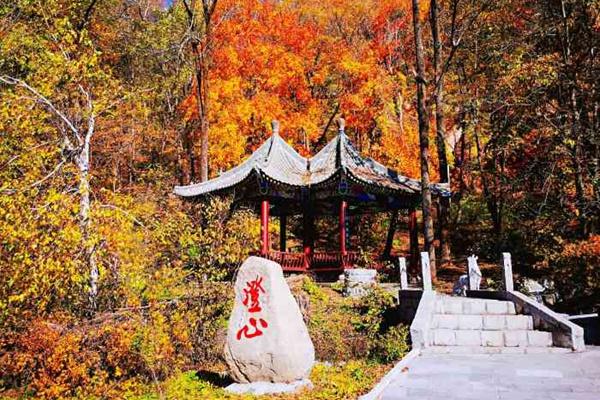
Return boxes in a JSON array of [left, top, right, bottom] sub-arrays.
[[225, 379, 313, 395]]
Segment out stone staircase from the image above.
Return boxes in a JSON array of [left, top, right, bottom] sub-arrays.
[[424, 295, 569, 354]]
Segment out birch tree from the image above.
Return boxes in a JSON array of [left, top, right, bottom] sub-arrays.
[[0, 76, 103, 311]]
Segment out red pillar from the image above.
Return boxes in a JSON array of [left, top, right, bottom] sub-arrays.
[[339, 200, 347, 256], [260, 199, 270, 255], [409, 206, 419, 275], [303, 209, 313, 270]]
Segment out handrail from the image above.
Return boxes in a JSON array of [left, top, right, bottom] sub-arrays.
[[262, 250, 361, 271]]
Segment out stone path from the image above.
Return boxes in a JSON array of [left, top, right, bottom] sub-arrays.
[[379, 347, 600, 400]]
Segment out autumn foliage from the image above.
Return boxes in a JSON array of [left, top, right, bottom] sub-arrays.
[[1, 0, 599, 398]]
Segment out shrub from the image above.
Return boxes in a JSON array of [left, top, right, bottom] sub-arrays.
[[0, 283, 232, 399], [296, 277, 409, 364], [351, 287, 408, 361], [306, 360, 388, 400], [371, 325, 410, 363], [298, 278, 369, 361], [0, 316, 139, 399], [551, 235, 600, 313]]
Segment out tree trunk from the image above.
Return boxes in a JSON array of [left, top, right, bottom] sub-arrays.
[[184, 0, 217, 183], [76, 110, 98, 313], [560, 0, 587, 235], [383, 210, 398, 259], [412, 0, 437, 280], [474, 124, 502, 236], [430, 0, 451, 265], [195, 50, 209, 183]]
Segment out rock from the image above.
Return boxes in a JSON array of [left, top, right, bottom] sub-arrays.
[[224, 256, 315, 383], [521, 278, 559, 304], [286, 275, 310, 323], [343, 268, 377, 297], [225, 378, 313, 395], [523, 278, 545, 293], [522, 278, 545, 303]]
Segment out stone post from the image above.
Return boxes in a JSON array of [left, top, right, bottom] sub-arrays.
[[502, 252, 514, 292], [467, 255, 481, 290], [420, 252, 432, 291], [399, 257, 408, 290]]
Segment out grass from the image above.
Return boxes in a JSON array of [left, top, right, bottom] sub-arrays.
[[126, 360, 391, 400]]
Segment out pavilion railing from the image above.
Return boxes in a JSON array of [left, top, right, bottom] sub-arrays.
[[262, 250, 360, 272], [263, 251, 306, 271]]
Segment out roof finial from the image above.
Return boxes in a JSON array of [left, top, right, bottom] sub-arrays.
[[271, 119, 280, 136], [336, 116, 345, 134]]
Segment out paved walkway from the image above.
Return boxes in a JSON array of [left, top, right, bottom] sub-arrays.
[[379, 347, 600, 400]]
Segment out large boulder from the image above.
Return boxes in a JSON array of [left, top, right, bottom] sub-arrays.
[[224, 256, 315, 383]]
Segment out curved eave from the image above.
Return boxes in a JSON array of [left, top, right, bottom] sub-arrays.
[[345, 168, 452, 198], [173, 130, 453, 200], [173, 168, 256, 198]]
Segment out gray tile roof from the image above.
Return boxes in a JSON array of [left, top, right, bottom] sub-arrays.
[[173, 131, 450, 198]]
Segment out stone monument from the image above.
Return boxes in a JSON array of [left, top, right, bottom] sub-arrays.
[[224, 256, 314, 394]]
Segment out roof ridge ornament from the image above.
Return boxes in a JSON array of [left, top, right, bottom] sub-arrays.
[[336, 117, 345, 134], [335, 116, 345, 169], [271, 119, 280, 136]]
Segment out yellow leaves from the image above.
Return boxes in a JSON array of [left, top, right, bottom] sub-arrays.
[[0, 185, 86, 327], [340, 55, 373, 78]]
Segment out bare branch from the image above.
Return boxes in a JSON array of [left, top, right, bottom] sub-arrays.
[[0, 139, 61, 170], [77, 0, 100, 32], [0, 75, 81, 145], [0, 158, 67, 195]]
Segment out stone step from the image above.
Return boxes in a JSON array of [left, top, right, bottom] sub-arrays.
[[422, 346, 571, 355], [431, 329, 553, 347], [435, 297, 516, 315], [432, 314, 533, 330]]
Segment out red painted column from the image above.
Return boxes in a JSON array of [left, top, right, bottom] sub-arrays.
[[303, 209, 313, 270], [408, 206, 419, 275], [339, 200, 347, 256], [340, 200, 348, 269], [260, 199, 270, 255]]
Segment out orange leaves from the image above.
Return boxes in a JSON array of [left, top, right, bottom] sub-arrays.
[[177, 0, 428, 180], [561, 235, 600, 259]]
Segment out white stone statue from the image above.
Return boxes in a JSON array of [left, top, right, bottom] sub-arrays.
[[467, 255, 482, 290]]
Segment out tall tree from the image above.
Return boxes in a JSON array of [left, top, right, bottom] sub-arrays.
[[411, 0, 437, 278], [183, 0, 218, 182], [430, 0, 451, 264]]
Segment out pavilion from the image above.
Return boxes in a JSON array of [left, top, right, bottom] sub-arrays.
[[174, 119, 450, 273]]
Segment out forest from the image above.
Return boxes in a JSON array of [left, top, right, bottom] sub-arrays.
[[0, 0, 599, 398]]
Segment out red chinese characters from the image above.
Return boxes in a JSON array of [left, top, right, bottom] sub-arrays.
[[236, 275, 269, 340], [242, 276, 265, 312]]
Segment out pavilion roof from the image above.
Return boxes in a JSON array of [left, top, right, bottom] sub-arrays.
[[173, 123, 450, 199]]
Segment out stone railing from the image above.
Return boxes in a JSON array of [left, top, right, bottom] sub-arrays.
[[399, 251, 586, 352], [466, 288, 585, 351], [403, 252, 435, 349]]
